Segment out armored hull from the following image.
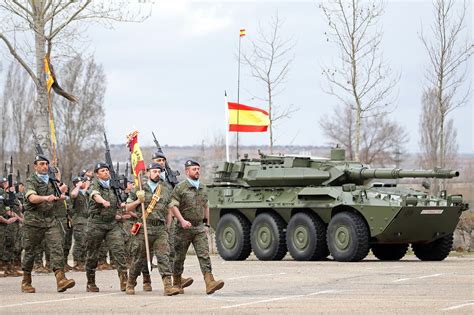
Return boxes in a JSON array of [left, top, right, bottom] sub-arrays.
[[208, 149, 468, 262]]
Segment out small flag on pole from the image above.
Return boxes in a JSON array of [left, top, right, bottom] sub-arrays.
[[127, 130, 146, 184], [239, 29, 246, 37], [44, 56, 77, 102], [228, 102, 269, 132]]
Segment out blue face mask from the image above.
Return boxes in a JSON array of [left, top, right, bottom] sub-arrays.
[[79, 189, 86, 195], [187, 178, 200, 189], [99, 179, 110, 188], [147, 180, 158, 192], [37, 173, 49, 184]]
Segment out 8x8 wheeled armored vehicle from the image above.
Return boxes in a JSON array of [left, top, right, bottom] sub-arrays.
[[208, 148, 469, 262]]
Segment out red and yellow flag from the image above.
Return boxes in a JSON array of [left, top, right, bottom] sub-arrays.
[[239, 29, 246, 37], [127, 130, 146, 183], [228, 102, 270, 132], [44, 57, 54, 92]]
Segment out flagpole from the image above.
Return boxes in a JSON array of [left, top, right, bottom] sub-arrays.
[[224, 91, 230, 162], [137, 170, 152, 274], [236, 32, 242, 161]]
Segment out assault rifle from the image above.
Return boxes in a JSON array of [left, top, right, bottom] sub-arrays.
[[7, 157, 16, 208], [103, 133, 124, 206], [15, 169, 20, 192], [152, 131, 179, 187], [32, 130, 61, 197]]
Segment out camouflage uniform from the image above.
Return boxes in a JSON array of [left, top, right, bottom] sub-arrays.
[[170, 180, 212, 276], [71, 190, 88, 265], [53, 196, 71, 266], [84, 179, 128, 276], [0, 193, 7, 270], [22, 173, 65, 273], [127, 180, 173, 278]]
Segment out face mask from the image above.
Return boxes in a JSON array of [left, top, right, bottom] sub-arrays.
[[147, 180, 158, 192], [160, 172, 166, 181], [99, 179, 110, 188], [37, 173, 49, 184], [187, 178, 200, 189], [79, 189, 86, 195]]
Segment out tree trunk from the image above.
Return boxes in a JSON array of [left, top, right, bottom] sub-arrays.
[[32, 3, 51, 155], [268, 83, 273, 154]]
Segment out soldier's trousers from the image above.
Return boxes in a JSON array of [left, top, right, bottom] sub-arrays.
[[168, 218, 177, 266], [173, 224, 212, 276], [57, 219, 72, 264], [85, 222, 127, 274], [3, 222, 21, 262], [22, 224, 64, 272], [34, 239, 48, 265], [72, 223, 87, 263], [0, 224, 6, 263], [129, 225, 172, 278]]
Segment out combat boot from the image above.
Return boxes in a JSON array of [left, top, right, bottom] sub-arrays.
[[119, 271, 128, 292], [5, 263, 23, 277], [54, 269, 76, 292], [203, 272, 224, 295], [126, 274, 137, 295], [64, 262, 73, 272], [162, 276, 181, 296], [143, 273, 152, 292], [0, 260, 5, 271], [21, 272, 36, 293], [86, 272, 100, 292], [172, 274, 184, 294], [33, 263, 44, 273], [181, 275, 194, 288], [44, 262, 52, 273], [73, 261, 85, 272]]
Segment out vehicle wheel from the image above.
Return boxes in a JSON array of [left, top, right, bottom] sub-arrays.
[[286, 212, 329, 261], [327, 211, 370, 262], [412, 234, 453, 261], [371, 244, 408, 261], [251, 212, 287, 261], [216, 213, 252, 261]]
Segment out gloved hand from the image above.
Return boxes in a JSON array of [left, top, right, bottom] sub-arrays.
[[136, 190, 145, 203]]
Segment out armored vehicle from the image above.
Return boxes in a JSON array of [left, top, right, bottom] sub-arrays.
[[208, 148, 469, 262]]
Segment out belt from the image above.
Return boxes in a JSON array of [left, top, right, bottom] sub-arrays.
[[148, 219, 164, 226], [91, 213, 115, 223], [186, 219, 203, 226]]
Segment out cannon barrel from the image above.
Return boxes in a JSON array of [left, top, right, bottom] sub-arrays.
[[349, 168, 460, 180]]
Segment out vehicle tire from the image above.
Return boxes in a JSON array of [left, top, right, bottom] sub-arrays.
[[216, 213, 252, 261], [371, 244, 408, 261], [251, 212, 287, 261], [412, 234, 453, 261], [327, 211, 370, 262], [286, 212, 329, 261]]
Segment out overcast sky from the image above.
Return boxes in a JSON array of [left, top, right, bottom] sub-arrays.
[[4, 0, 473, 153]]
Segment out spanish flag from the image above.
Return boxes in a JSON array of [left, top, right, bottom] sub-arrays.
[[44, 56, 77, 102], [228, 102, 270, 132], [239, 29, 246, 37], [127, 130, 146, 183]]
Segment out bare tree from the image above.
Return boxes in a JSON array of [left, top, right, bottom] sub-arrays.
[[0, 1, 149, 157], [3, 62, 36, 168], [419, 0, 472, 175], [242, 13, 297, 153], [320, 0, 399, 161], [320, 104, 408, 166], [419, 88, 458, 193], [54, 55, 106, 182]]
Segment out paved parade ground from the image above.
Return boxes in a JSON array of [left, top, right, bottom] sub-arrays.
[[1, 253, 473, 314]]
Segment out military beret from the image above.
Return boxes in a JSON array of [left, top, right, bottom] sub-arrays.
[[34, 154, 50, 164], [72, 176, 82, 184], [0, 177, 6, 184], [147, 162, 163, 171], [152, 151, 166, 160], [94, 162, 109, 172], [185, 159, 200, 168]]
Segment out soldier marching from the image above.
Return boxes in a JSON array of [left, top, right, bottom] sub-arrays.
[[0, 132, 224, 296]]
